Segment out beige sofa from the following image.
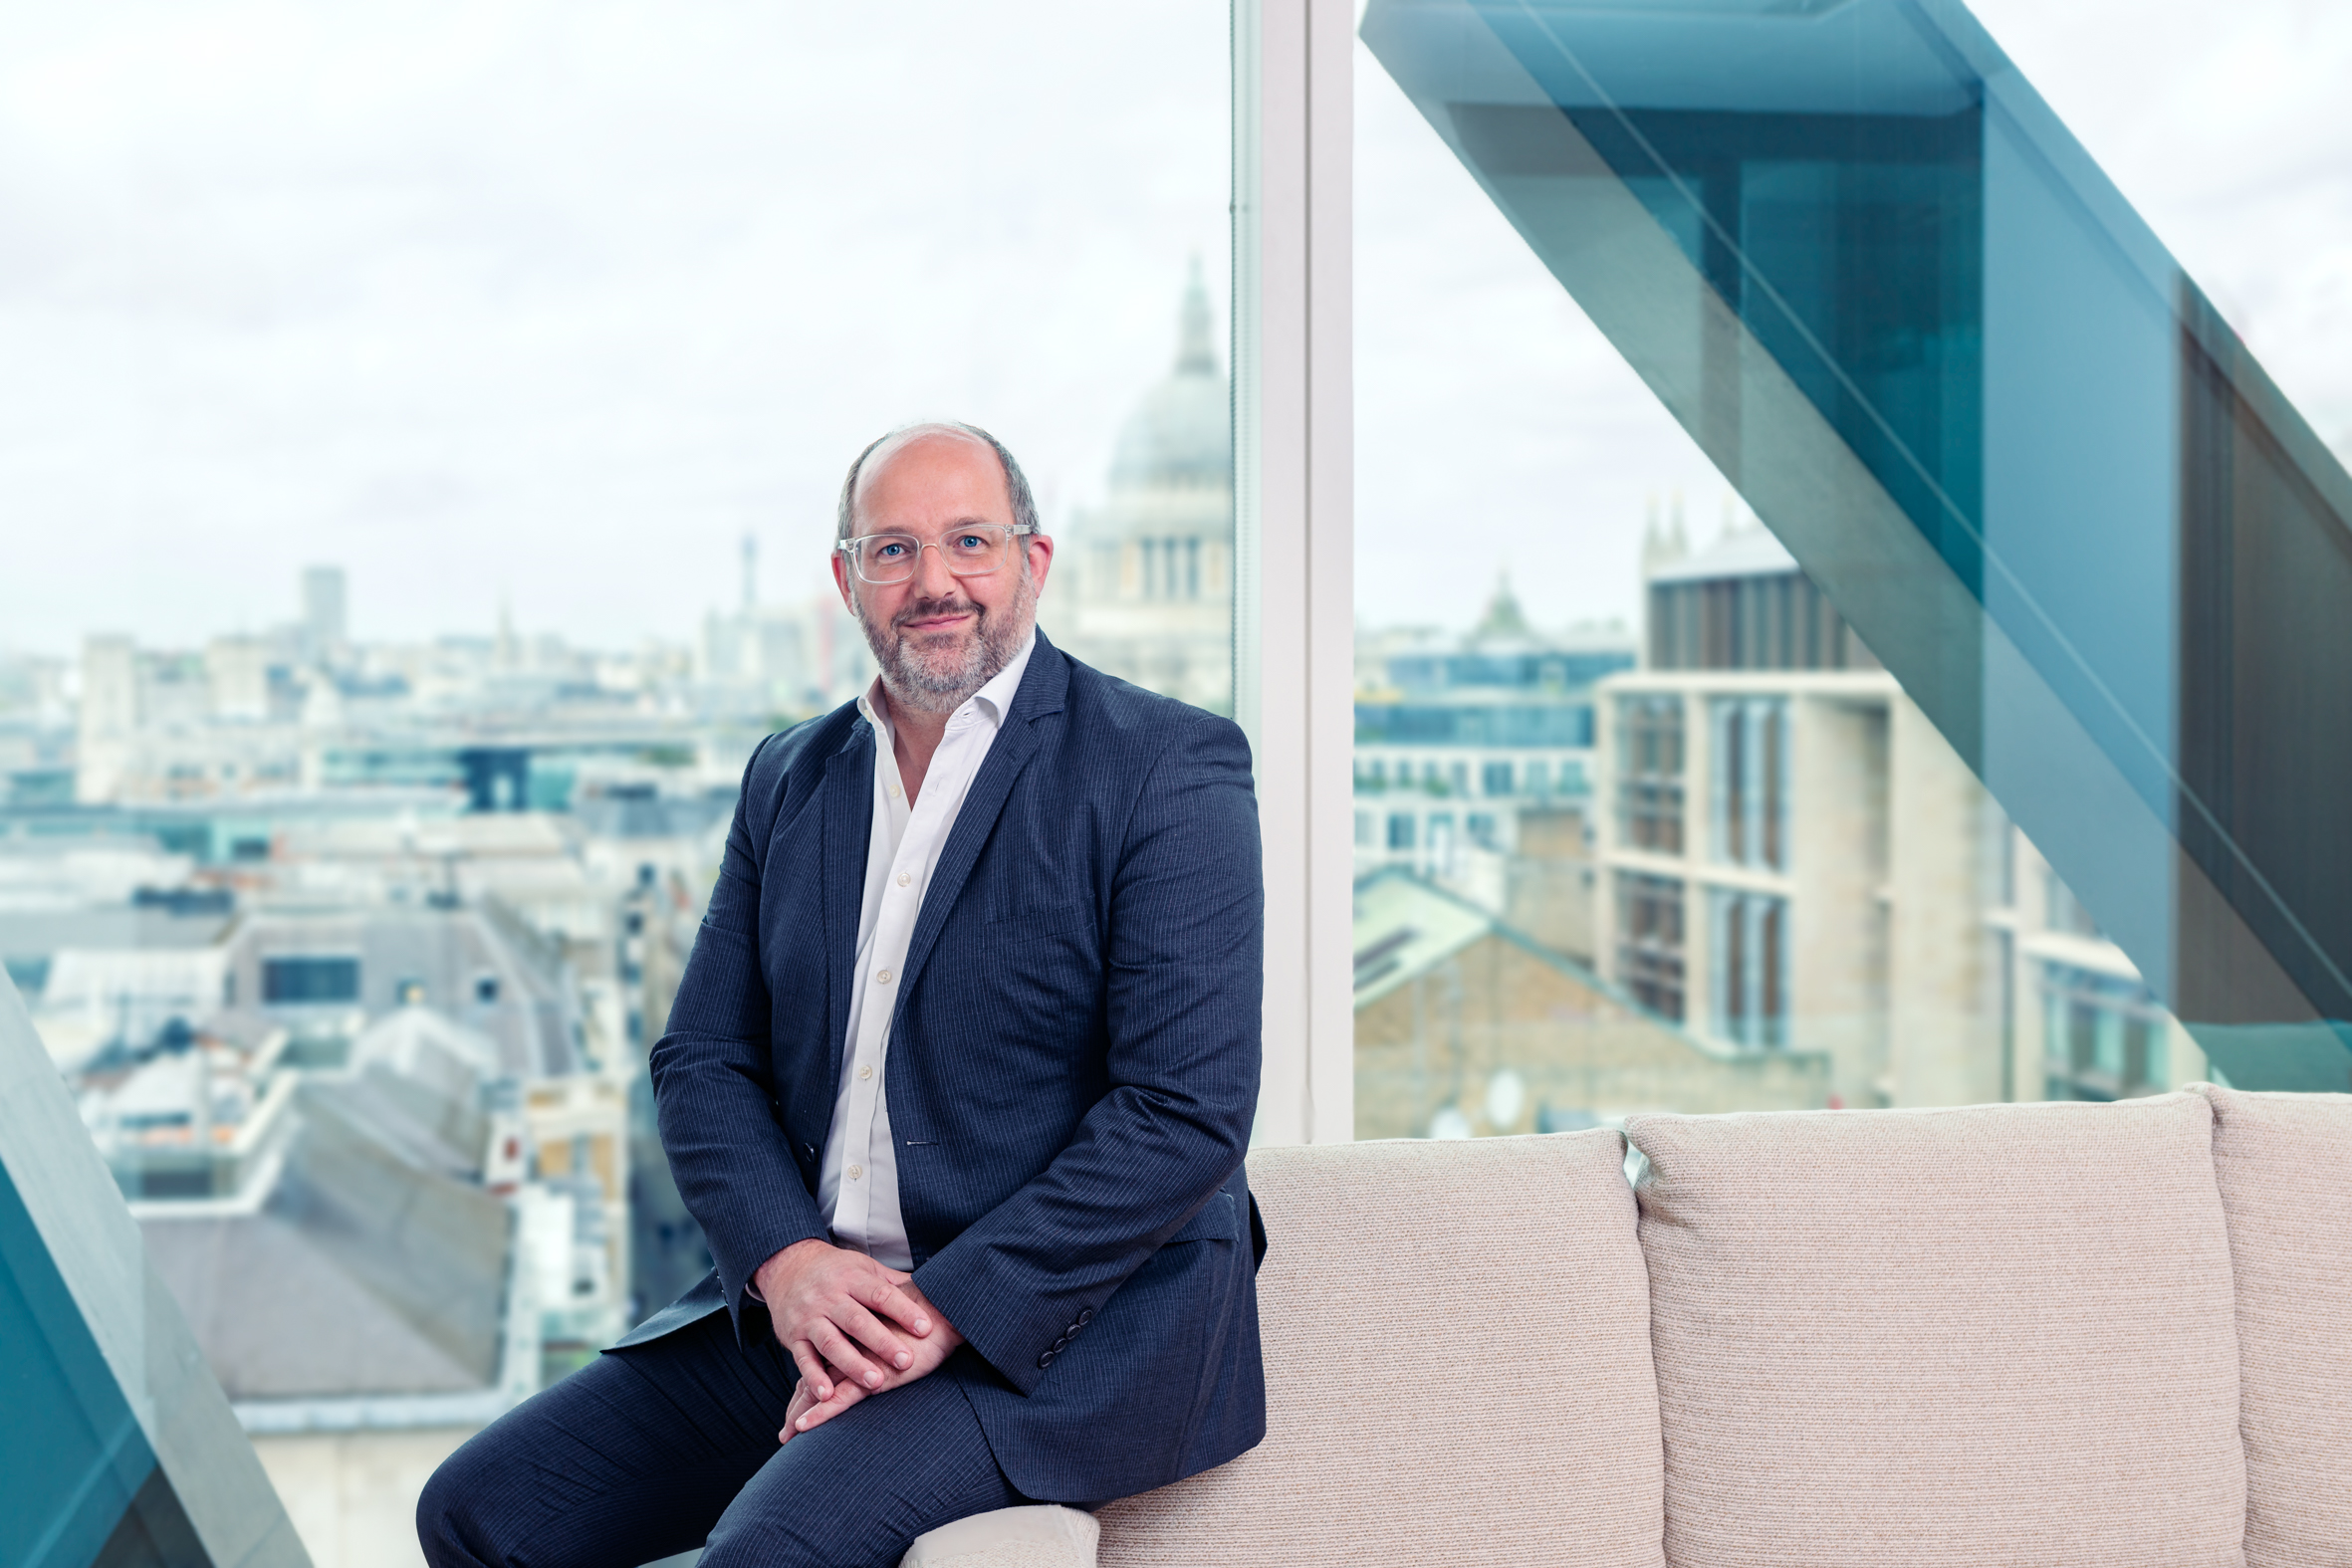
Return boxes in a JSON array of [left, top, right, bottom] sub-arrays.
[[905, 1082, 2351, 1568]]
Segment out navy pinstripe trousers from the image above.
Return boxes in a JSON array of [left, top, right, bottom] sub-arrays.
[[416, 1308, 1030, 1568]]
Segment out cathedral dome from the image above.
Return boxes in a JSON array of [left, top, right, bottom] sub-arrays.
[[1108, 264, 1231, 492]]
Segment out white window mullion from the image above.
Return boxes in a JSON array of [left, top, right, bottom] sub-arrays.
[[1235, 0, 1353, 1145]]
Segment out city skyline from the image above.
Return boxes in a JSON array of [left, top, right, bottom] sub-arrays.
[[5, 1, 2348, 656]]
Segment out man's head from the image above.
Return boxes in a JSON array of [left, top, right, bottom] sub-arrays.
[[832, 422, 1054, 716]]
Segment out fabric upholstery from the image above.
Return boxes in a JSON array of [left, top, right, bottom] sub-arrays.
[[1097, 1131, 1665, 1568], [2198, 1083, 2352, 1568], [901, 1505, 1100, 1568], [1627, 1093, 2244, 1568]]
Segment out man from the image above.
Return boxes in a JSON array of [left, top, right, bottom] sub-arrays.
[[419, 423, 1267, 1568]]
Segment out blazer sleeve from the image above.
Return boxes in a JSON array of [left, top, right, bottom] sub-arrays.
[[913, 712, 1264, 1393], [648, 734, 831, 1340]]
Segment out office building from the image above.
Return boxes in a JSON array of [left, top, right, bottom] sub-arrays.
[[1593, 526, 2208, 1109]]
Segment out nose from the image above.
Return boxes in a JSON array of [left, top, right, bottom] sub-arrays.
[[910, 539, 962, 599]]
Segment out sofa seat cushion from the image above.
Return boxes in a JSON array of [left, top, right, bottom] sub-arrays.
[[1098, 1130, 1664, 1568], [1627, 1093, 2243, 1568], [2199, 1084, 2352, 1568], [902, 1504, 1100, 1568]]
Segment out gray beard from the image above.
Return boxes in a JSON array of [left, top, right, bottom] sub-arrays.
[[855, 566, 1037, 717]]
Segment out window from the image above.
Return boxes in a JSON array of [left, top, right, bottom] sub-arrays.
[[1388, 813, 1416, 851], [1617, 696, 1686, 855], [1616, 873, 1687, 1022], [2042, 965, 2171, 1101], [1352, 0, 2348, 1133], [1482, 760, 1514, 797], [7, 0, 1234, 1550], [261, 956, 359, 1006], [1711, 890, 1789, 1049], [1711, 699, 1788, 870]]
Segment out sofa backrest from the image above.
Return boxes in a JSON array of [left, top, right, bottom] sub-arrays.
[[2198, 1083, 2352, 1568], [1625, 1093, 2245, 1568], [1098, 1130, 1665, 1568]]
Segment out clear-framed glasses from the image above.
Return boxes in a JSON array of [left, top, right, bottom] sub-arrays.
[[837, 524, 1037, 585]]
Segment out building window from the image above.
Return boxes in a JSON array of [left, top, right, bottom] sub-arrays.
[[260, 956, 359, 1006], [1527, 759, 1550, 795], [1449, 761, 1469, 796], [2046, 875, 2102, 940], [1388, 813, 1415, 851], [1617, 695, 1685, 854], [1467, 812, 1497, 848], [1482, 760, 1514, 797], [1709, 889, 1788, 1047], [1710, 697, 1788, 869], [2043, 964, 2168, 1100], [1616, 871, 1686, 1020], [1355, 810, 1373, 847]]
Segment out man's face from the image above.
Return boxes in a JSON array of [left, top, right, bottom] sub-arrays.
[[832, 430, 1055, 714]]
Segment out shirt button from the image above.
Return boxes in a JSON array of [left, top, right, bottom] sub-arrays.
[[847, 1164, 863, 1181], [856, 1064, 872, 1080], [875, 968, 893, 986], [895, 871, 911, 887], [887, 783, 902, 799]]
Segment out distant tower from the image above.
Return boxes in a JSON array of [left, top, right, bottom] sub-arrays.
[[76, 635, 140, 803], [302, 565, 348, 658], [741, 534, 758, 613], [1051, 257, 1235, 714]]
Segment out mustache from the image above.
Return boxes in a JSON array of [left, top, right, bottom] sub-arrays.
[[890, 594, 984, 630]]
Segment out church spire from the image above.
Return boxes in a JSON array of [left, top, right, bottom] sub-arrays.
[[1175, 254, 1218, 374]]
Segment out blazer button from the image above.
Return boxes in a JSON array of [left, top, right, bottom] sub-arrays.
[[1076, 1308, 1093, 1325], [1037, 1351, 1056, 1369], [1051, 1336, 1068, 1352]]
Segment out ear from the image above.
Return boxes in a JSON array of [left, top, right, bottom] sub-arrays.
[[1024, 533, 1055, 598], [830, 551, 856, 613]]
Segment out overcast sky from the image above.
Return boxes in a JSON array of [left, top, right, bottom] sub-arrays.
[[2, 0, 2347, 656]]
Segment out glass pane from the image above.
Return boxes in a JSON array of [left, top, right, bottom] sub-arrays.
[[1, 978, 303, 1566], [1354, 0, 2351, 1137], [2, 2, 1230, 1555]]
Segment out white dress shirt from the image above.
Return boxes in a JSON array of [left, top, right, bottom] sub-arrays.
[[817, 634, 1036, 1270]]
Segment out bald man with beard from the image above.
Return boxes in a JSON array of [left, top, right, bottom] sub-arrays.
[[420, 422, 1268, 1568]]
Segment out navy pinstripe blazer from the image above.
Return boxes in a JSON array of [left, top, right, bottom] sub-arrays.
[[620, 631, 1268, 1502]]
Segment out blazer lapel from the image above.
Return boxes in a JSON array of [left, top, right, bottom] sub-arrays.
[[894, 640, 1068, 1007], [821, 723, 875, 1098]]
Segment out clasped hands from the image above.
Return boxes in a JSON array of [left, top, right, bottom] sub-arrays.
[[754, 1237, 963, 1445]]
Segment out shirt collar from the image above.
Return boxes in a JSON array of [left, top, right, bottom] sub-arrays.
[[857, 632, 1038, 740]]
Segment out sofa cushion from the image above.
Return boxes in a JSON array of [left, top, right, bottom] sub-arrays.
[[1098, 1131, 1664, 1568], [1627, 1094, 2243, 1568], [901, 1504, 1100, 1568], [2198, 1083, 2352, 1568]]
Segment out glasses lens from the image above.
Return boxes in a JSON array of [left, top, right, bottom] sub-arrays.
[[856, 534, 920, 582], [943, 526, 1010, 574]]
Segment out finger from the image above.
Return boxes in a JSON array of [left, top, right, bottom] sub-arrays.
[[786, 1339, 833, 1401], [833, 1298, 916, 1371], [862, 1275, 932, 1337], [810, 1318, 886, 1389], [793, 1381, 866, 1436]]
